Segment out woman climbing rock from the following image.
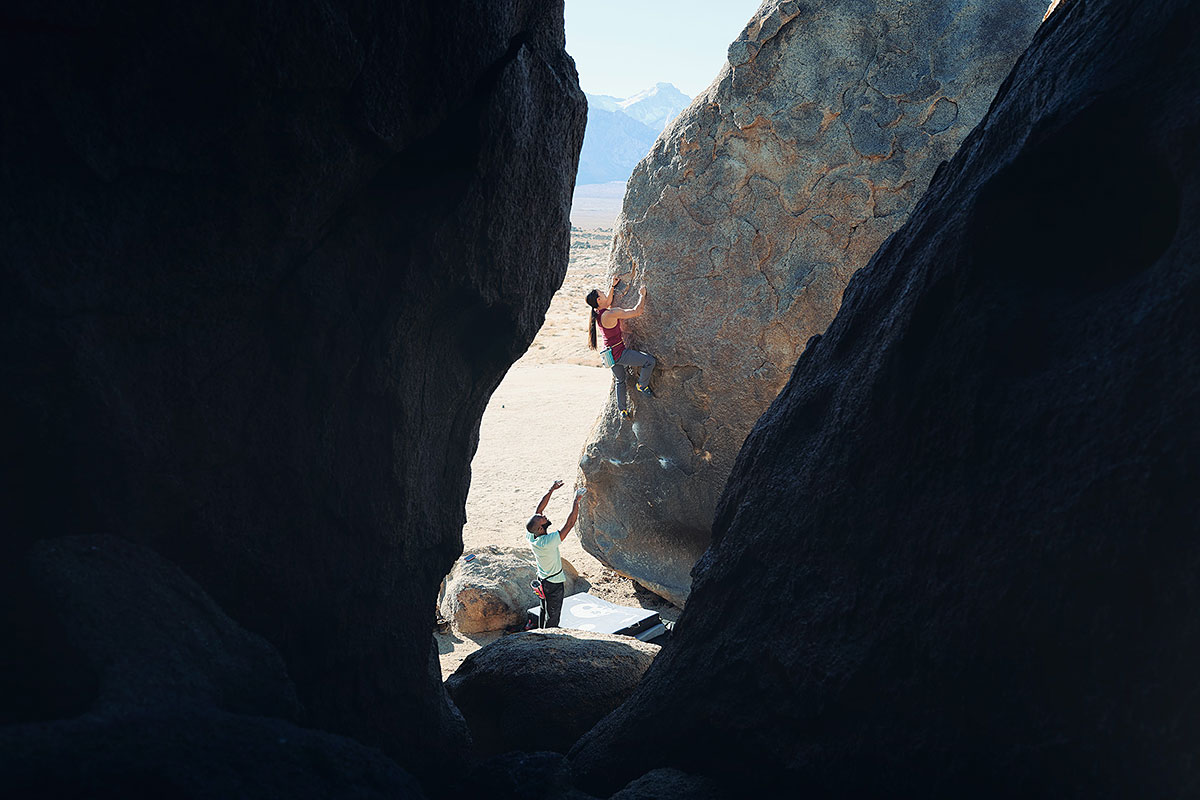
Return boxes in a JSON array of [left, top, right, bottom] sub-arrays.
[[586, 262, 655, 420]]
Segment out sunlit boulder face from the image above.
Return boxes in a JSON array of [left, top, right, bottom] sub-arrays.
[[438, 546, 584, 634], [576, 0, 1051, 606], [0, 0, 585, 787], [571, 0, 1200, 795]]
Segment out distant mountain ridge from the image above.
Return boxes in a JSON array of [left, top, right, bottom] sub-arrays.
[[587, 93, 623, 113], [613, 82, 692, 131], [577, 83, 691, 186]]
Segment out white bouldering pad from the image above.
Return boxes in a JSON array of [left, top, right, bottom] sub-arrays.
[[526, 592, 665, 641]]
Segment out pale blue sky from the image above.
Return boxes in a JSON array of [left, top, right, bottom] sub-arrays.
[[564, 0, 764, 99]]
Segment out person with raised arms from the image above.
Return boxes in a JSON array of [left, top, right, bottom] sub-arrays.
[[526, 480, 585, 628]]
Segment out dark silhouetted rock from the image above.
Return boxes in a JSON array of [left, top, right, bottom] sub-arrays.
[[446, 630, 659, 757], [577, 0, 1052, 606], [572, 0, 1200, 796], [0, 0, 584, 787], [610, 768, 726, 800], [25, 535, 299, 719], [0, 535, 423, 799], [0, 713, 425, 800], [438, 546, 583, 634], [455, 751, 597, 800]]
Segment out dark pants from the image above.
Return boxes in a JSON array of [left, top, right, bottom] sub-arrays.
[[539, 579, 565, 628], [611, 348, 655, 412]]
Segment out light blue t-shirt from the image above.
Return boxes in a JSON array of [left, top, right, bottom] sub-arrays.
[[527, 530, 566, 583]]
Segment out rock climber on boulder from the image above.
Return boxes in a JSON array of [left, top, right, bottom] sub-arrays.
[[586, 262, 655, 420]]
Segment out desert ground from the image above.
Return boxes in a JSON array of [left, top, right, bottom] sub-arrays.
[[436, 185, 681, 678]]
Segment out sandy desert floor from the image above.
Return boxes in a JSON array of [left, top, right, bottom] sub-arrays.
[[436, 192, 681, 679]]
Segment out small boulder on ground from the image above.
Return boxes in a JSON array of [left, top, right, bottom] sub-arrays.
[[445, 630, 659, 756], [439, 545, 584, 634]]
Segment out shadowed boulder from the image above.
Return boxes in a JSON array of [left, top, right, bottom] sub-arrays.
[[576, 0, 1051, 606], [447, 630, 659, 757], [22, 535, 300, 720], [0, 713, 426, 800], [454, 751, 596, 800], [571, 0, 1200, 795], [610, 769, 725, 800], [0, 0, 585, 786], [0, 535, 423, 799]]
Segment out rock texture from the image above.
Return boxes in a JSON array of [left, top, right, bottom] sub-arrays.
[[577, 0, 1051, 605], [609, 768, 726, 800], [0, 0, 585, 788], [0, 536, 423, 799], [446, 630, 659, 757], [454, 751, 596, 800], [438, 546, 583, 634], [571, 0, 1200, 796]]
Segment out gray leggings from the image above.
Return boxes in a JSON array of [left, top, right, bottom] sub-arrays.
[[612, 348, 655, 411]]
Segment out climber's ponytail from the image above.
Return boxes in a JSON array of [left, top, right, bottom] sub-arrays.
[[585, 289, 600, 350]]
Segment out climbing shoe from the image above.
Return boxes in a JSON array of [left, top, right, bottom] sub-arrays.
[[636, 384, 654, 397], [619, 409, 632, 420]]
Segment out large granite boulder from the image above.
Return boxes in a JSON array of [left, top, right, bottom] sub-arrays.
[[577, 0, 1051, 605], [0, 535, 423, 798], [438, 546, 584, 634], [571, 0, 1200, 795], [446, 630, 659, 757], [0, 0, 585, 786]]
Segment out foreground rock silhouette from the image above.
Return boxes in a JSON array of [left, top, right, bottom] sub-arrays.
[[0, 536, 424, 799], [0, 0, 585, 790], [577, 0, 1051, 606], [571, 0, 1200, 795], [446, 630, 659, 757]]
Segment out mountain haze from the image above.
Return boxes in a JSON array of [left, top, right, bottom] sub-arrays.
[[586, 93, 623, 112], [578, 83, 690, 185]]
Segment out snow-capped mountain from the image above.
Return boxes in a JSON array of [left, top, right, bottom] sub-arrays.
[[576, 108, 658, 185], [615, 82, 692, 132], [578, 83, 691, 185], [586, 93, 623, 113]]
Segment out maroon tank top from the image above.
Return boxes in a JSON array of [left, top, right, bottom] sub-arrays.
[[595, 307, 625, 360]]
